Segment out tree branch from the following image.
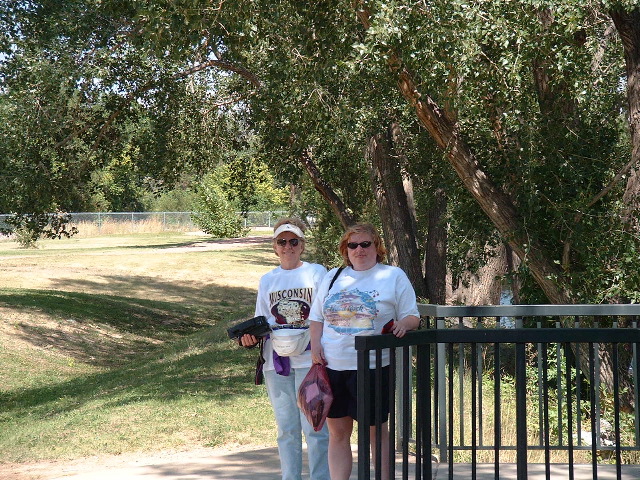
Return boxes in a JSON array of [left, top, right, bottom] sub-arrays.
[[54, 58, 261, 151], [354, 2, 572, 303], [299, 149, 357, 229]]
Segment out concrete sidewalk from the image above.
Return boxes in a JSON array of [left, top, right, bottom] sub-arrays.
[[50, 446, 298, 480], [5, 445, 640, 479], [3, 446, 351, 480]]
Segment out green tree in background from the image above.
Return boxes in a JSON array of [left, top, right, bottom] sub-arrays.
[[191, 171, 248, 238], [1, 1, 639, 304], [228, 0, 640, 304]]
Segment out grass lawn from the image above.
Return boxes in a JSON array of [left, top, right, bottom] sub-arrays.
[[0, 232, 281, 462]]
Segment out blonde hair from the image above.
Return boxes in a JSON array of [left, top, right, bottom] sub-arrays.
[[338, 223, 386, 266], [273, 217, 306, 233]]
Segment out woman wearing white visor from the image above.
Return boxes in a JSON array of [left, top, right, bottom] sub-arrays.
[[240, 217, 329, 480]]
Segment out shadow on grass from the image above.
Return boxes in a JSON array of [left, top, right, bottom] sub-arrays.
[[0, 285, 258, 367], [0, 330, 261, 417], [48, 271, 259, 311]]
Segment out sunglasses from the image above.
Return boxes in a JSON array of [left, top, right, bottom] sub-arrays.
[[347, 241, 373, 250], [276, 238, 301, 247]]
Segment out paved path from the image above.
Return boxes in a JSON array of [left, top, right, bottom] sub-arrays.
[[4, 445, 640, 479], [3, 446, 345, 480]]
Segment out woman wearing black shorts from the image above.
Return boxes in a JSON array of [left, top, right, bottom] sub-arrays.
[[309, 223, 420, 480]]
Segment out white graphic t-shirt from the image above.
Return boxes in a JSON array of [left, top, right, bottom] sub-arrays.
[[309, 263, 419, 371], [255, 262, 327, 371]]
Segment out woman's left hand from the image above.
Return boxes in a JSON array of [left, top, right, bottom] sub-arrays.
[[391, 319, 408, 338], [391, 315, 420, 338]]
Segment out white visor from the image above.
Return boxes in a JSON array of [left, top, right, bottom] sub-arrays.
[[273, 223, 305, 239]]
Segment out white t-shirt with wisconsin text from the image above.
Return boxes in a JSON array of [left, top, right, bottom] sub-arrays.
[[255, 261, 327, 371]]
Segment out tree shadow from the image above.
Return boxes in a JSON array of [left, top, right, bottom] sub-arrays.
[[47, 271, 258, 309], [0, 335, 261, 418], [0, 282, 258, 367]]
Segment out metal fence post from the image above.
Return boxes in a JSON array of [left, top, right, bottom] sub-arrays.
[[516, 340, 528, 478], [395, 347, 410, 450], [437, 317, 447, 463]]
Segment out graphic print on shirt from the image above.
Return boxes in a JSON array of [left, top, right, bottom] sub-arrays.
[[269, 287, 313, 330], [323, 288, 379, 335]]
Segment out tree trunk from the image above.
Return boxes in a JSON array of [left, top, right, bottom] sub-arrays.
[[389, 122, 421, 243], [532, 8, 581, 125], [424, 188, 447, 304], [392, 68, 570, 303], [611, 8, 640, 231], [299, 149, 357, 229], [448, 243, 520, 306], [366, 128, 427, 297], [355, 5, 572, 304], [606, 7, 640, 408]]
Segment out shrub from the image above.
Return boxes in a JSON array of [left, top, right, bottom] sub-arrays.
[[191, 183, 248, 238], [13, 225, 40, 249]]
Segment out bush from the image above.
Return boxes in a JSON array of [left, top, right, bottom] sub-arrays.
[[13, 225, 40, 249], [1, 212, 78, 249], [191, 183, 248, 238]]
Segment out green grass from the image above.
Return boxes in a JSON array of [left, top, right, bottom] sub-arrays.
[[0, 232, 279, 463]]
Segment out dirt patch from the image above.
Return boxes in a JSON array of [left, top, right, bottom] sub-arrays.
[[164, 235, 271, 252]]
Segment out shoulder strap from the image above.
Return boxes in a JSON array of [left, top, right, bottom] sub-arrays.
[[328, 266, 345, 291]]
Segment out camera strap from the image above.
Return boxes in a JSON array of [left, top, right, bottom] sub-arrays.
[[254, 337, 265, 385], [328, 266, 344, 292]]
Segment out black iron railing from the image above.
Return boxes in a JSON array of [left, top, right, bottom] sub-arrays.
[[355, 304, 640, 480]]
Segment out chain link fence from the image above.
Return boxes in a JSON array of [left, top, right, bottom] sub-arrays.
[[0, 211, 286, 235]]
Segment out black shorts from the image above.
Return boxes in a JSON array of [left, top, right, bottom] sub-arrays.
[[326, 366, 390, 424]]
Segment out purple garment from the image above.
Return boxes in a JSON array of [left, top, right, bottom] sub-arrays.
[[272, 338, 311, 376], [273, 351, 291, 376]]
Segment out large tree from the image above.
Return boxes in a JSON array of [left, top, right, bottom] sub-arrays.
[[0, 1, 258, 221], [350, 1, 638, 303], [1, 0, 639, 305]]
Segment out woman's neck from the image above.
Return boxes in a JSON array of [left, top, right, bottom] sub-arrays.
[[281, 260, 303, 270]]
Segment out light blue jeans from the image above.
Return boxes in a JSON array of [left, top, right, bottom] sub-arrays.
[[264, 367, 330, 480]]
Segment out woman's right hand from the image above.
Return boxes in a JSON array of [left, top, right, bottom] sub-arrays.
[[239, 333, 259, 348], [309, 321, 325, 364], [311, 342, 326, 365]]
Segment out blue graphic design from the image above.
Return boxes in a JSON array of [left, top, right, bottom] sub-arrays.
[[324, 289, 378, 335]]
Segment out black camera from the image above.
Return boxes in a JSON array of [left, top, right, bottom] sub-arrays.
[[227, 315, 271, 339]]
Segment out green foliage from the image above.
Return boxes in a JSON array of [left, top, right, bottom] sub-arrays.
[[88, 146, 149, 212], [146, 187, 198, 212], [12, 225, 39, 249], [217, 151, 289, 213], [351, 0, 637, 302], [0, 1, 249, 219], [305, 209, 345, 269], [191, 173, 249, 238], [1, 0, 640, 303]]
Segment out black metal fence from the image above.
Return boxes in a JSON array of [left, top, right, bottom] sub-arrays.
[[355, 304, 640, 479]]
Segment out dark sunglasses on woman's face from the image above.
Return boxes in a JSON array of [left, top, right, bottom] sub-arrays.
[[347, 241, 372, 250], [276, 238, 300, 247]]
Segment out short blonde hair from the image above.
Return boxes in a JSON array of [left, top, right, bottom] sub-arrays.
[[338, 223, 386, 266], [273, 217, 306, 234]]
